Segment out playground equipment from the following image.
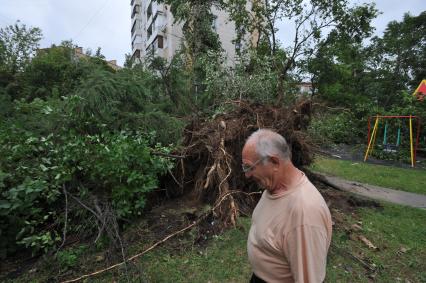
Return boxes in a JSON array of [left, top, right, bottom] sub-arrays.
[[364, 115, 421, 167], [413, 79, 426, 101], [382, 121, 401, 153]]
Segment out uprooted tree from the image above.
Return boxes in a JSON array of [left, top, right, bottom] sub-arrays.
[[166, 99, 314, 227]]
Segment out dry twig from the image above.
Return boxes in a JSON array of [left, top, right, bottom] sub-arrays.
[[168, 167, 183, 189], [331, 243, 376, 272]]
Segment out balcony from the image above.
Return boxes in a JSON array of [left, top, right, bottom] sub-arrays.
[[131, 20, 137, 36], [132, 35, 144, 51], [146, 13, 166, 45], [146, 35, 165, 57], [147, 22, 152, 41], [147, 2, 152, 20], [147, 1, 166, 24], [131, 49, 141, 61], [131, 4, 140, 19]]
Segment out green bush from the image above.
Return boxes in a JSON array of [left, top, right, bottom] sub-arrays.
[[0, 97, 173, 256], [202, 51, 280, 106], [308, 112, 360, 144], [56, 244, 88, 270]]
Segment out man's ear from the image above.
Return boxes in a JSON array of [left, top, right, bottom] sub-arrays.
[[269, 156, 280, 166]]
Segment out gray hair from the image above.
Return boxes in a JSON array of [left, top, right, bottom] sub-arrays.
[[246, 129, 291, 161]]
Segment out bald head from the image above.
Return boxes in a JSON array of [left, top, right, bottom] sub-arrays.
[[244, 129, 291, 161]]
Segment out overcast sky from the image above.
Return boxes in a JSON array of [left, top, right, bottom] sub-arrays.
[[0, 0, 425, 66]]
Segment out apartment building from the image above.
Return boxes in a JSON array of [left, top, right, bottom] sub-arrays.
[[130, 0, 255, 65]]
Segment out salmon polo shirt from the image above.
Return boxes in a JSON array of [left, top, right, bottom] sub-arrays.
[[247, 174, 332, 283]]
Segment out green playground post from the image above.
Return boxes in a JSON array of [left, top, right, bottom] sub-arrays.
[[383, 122, 388, 145], [397, 127, 401, 146]]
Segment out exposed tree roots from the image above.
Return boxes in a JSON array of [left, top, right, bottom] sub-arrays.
[[164, 99, 314, 229]]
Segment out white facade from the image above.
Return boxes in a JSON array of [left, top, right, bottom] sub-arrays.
[[130, 0, 254, 64], [297, 82, 313, 95]]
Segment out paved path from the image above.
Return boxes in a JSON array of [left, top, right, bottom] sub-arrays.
[[315, 172, 426, 209]]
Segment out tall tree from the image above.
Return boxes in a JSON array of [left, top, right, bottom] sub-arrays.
[[0, 21, 42, 74], [157, 0, 224, 103], [307, 34, 370, 106], [226, 0, 378, 102], [95, 47, 106, 59], [305, 4, 378, 107], [158, 0, 222, 64], [366, 11, 426, 108]]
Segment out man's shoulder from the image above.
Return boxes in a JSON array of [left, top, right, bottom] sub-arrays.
[[287, 179, 330, 221], [290, 177, 323, 203]]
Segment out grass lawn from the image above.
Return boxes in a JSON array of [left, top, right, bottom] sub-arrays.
[[327, 204, 426, 282], [94, 204, 426, 283], [311, 156, 426, 195], [5, 202, 426, 283], [4, 157, 426, 282], [134, 223, 253, 283]]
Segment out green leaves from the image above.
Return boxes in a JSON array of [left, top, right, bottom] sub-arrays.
[[0, 20, 42, 74], [0, 93, 174, 256], [308, 112, 360, 144], [368, 12, 426, 108]]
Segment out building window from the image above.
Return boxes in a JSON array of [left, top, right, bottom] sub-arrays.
[[211, 15, 217, 31], [147, 23, 152, 39], [157, 35, 163, 48], [132, 4, 140, 19], [132, 49, 141, 61], [146, 44, 154, 57], [147, 2, 152, 19], [235, 41, 242, 53], [151, 14, 158, 33], [131, 20, 137, 36]]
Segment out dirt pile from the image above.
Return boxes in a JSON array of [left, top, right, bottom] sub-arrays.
[[166, 100, 314, 227]]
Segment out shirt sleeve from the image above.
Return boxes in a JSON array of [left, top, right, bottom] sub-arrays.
[[284, 225, 329, 283]]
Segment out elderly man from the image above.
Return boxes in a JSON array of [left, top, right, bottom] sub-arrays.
[[242, 129, 332, 283]]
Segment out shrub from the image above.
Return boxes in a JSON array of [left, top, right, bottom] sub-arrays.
[[56, 244, 88, 270], [0, 98, 173, 256], [308, 112, 360, 144]]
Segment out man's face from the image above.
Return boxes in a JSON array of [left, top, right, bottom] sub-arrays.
[[242, 143, 276, 190]]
